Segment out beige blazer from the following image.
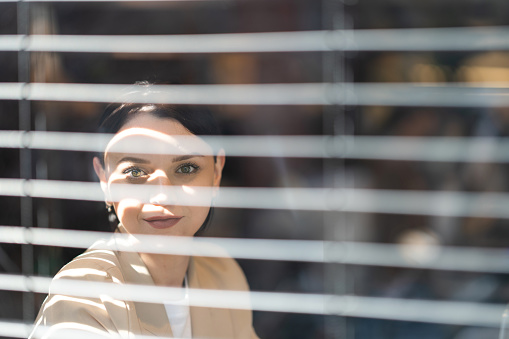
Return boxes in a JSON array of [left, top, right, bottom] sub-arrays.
[[30, 230, 259, 339]]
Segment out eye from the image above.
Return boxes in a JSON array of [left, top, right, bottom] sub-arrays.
[[177, 163, 199, 174], [124, 167, 147, 179]]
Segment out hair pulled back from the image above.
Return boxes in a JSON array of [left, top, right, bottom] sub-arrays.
[[98, 103, 220, 138]]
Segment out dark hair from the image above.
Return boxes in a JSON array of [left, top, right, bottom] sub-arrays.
[[98, 100, 221, 236], [98, 103, 220, 140]]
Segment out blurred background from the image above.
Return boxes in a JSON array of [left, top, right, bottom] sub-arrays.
[[1, 0, 509, 338]]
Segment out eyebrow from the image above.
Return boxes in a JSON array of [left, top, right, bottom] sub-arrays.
[[172, 154, 204, 163], [116, 157, 151, 165], [116, 154, 204, 166]]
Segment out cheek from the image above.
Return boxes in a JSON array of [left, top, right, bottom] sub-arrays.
[[114, 199, 143, 227], [181, 184, 214, 206], [187, 205, 211, 234]]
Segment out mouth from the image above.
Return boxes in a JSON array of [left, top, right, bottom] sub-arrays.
[[143, 216, 183, 229]]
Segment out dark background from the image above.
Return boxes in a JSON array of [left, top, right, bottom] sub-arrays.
[[1, 0, 509, 338]]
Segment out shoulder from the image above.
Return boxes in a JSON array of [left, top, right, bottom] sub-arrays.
[[52, 240, 124, 284], [31, 242, 129, 337]]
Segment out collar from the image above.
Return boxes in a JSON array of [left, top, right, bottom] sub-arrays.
[[113, 224, 236, 338], [114, 224, 173, 337]]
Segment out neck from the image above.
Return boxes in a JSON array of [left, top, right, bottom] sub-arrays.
[[140, 253, 190, 287]]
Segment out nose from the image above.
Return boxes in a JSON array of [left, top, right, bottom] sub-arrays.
[[149, 192, 169, 205], [148, 170, 173, 205]]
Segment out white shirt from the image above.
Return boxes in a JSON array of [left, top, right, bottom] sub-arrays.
[[164, 276, 192, 338]]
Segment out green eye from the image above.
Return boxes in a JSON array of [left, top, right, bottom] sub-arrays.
[[180, 165, 192, 174], [131, 169, 142, 177], [177, 163, 198, 174], [123, 167, 146, 179]]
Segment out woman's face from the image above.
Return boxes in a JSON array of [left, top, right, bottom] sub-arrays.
[[93, 113, 225, 237]]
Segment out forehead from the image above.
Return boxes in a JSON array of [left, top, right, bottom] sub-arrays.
[[104, 113, 212, 158]]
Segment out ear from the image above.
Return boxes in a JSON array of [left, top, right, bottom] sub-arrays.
[[213, 149, 226, 189], [93, 156, 109, 200]]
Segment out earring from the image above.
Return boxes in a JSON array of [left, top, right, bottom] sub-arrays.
[[108, 212, 117, 223], [106, 203, 117, 223]]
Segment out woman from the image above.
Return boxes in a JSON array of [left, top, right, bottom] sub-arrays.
[[30, 96, 259, 338]]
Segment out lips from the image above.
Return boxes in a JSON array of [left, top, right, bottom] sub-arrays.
[[143, 216, 183, 229]]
